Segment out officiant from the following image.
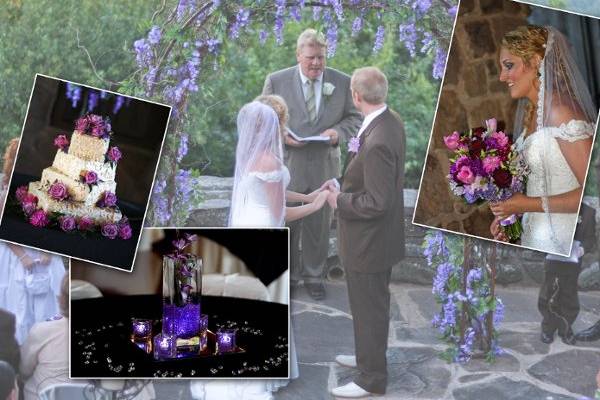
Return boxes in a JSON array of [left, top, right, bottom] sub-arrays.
[[262, 28, 361, 300]]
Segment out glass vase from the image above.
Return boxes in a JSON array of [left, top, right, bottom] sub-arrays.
[[161, 254, 203, 346]]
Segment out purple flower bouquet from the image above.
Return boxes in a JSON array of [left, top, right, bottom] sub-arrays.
[[444, 118, 529, 242]]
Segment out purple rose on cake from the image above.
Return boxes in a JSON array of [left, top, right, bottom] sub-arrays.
[[21, 193, 38, 216], [59, 216, 77, 232], [84, 171, 98, 185], [98, 192, 117, 208], [54, 134, 69, 151], [75, 117, 90, 132], [118, 223, 132, 239], [101, 223, 119, 239], [29, 210, 49, 227], [75, 114, 112, 139], [77, 216, 95, 231], [107, 146, 122, 163], [48, 181, 69, 201], [16, 186, 29, 202]]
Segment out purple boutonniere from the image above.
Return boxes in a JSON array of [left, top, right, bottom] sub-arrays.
[[348, 136, 360, 154]]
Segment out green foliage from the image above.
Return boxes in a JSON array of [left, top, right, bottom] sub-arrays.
[[0, 0, 159, 151]]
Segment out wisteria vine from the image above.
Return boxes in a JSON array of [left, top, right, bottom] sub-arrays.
[[125, 0, 456, 226], [423, 230, 504, 363]]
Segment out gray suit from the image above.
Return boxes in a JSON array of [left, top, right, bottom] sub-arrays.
[[263, 66, 362, 283]]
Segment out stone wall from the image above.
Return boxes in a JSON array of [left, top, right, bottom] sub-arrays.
[[189, 175, 600, 290], [413, 0, 530, 238]]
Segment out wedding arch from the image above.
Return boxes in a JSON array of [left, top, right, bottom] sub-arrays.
[[115, 0, 457, 226]]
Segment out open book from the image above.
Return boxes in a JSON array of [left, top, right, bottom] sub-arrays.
[[286, 127, 330, 143]]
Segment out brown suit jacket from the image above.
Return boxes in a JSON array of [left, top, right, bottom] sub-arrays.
[[337, 108, 405, 273]]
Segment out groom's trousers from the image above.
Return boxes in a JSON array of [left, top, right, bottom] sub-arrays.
[[345, 267, 392, 394]]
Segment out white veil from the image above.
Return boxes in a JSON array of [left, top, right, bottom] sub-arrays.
[[228, 101, 285, 227], [514, 26, 597, 254]]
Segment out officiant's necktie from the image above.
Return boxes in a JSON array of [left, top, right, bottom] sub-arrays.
[[306, 80, 317, 122]]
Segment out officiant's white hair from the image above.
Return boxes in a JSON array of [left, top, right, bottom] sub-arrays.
[[351, 67, 388, 104], [296, 29, 327, 51]]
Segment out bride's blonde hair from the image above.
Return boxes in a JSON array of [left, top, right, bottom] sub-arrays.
[[501, 25, 548, 130], [254, 94, 289, 136], [501, 25, 548, 67]]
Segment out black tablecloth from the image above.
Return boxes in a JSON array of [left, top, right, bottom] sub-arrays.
[[0, 173, 143, 271], [71, 295, 289, 378]]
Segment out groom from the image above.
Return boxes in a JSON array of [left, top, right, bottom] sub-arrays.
[[262, 29, 361, 300], [325, 67, 405, 398]]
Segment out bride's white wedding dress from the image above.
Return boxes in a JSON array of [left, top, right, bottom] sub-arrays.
[[516, 120, 595, 255], [192, 164, 297, 399], [229, 167, 290, 227]]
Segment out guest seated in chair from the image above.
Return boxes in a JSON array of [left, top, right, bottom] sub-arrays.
[[0, 309, 20, 372], [0, 361, 18, 400], [20, 275, 69, 400]]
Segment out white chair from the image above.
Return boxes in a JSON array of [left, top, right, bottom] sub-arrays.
[[70, 279, 103, 300], [203, 273, 270, 301], [39, 383, 104, 400]]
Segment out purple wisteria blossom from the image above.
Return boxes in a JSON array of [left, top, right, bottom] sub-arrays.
[[258, 30, 268, 44], [113, 96, 125, 114], [66, 83, 82, 108], [413, 0, 433, 16], [326, 24, 338, 58], [229, 8, 250, 39], [148, 26, 162, 45], [399, 23, 418, 57], [373, 25, 385, 53], [87, 91, 99, 112], [177, 133, 189, 162], [432, 47, 447, 79], [351, 16, 363, 36]]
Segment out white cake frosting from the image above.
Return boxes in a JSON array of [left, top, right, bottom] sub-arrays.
[[52, 150, 116, 182], [40, 166, 117, 205], [68, 131, 109, 162], [29, 182, 122, 223]]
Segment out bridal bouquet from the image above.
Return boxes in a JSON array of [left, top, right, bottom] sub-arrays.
[[444, 118, 529, 242]]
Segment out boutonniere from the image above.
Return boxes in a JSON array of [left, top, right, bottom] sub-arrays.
[[348, 136, 360, 154], [323, 82, 335, 96]]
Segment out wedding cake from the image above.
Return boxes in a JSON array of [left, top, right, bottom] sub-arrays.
[[15, 114, 131, 239]]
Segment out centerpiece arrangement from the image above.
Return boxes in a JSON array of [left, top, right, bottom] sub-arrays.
[[14, 113, 131, 239], [130, 233, 243, 360]]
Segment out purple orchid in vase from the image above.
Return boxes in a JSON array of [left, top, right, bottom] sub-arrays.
[[161, 232, 203, 353]]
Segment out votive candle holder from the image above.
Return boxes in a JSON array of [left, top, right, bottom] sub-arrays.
[[131, 318, 152, 340], [216, 328, 236, 354]]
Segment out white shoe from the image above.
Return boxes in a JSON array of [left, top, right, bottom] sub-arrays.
[[330, 382, 374, 398], [335, 355, 357, 368]]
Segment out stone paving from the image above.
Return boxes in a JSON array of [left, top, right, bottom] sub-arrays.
[[275, 281, 600, 400]]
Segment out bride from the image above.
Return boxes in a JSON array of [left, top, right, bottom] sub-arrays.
[[490, 25, 597, 256], [229, 100, 329, 227], [193, 99, 327, 400]]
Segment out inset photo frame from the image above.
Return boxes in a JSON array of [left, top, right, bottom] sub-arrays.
[[0, 74, 171, 271], [69, 228, 290, 379], [413, 0, 600, 257]]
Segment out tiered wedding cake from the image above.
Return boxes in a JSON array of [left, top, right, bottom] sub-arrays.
[[16, 114, 131, 239]]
